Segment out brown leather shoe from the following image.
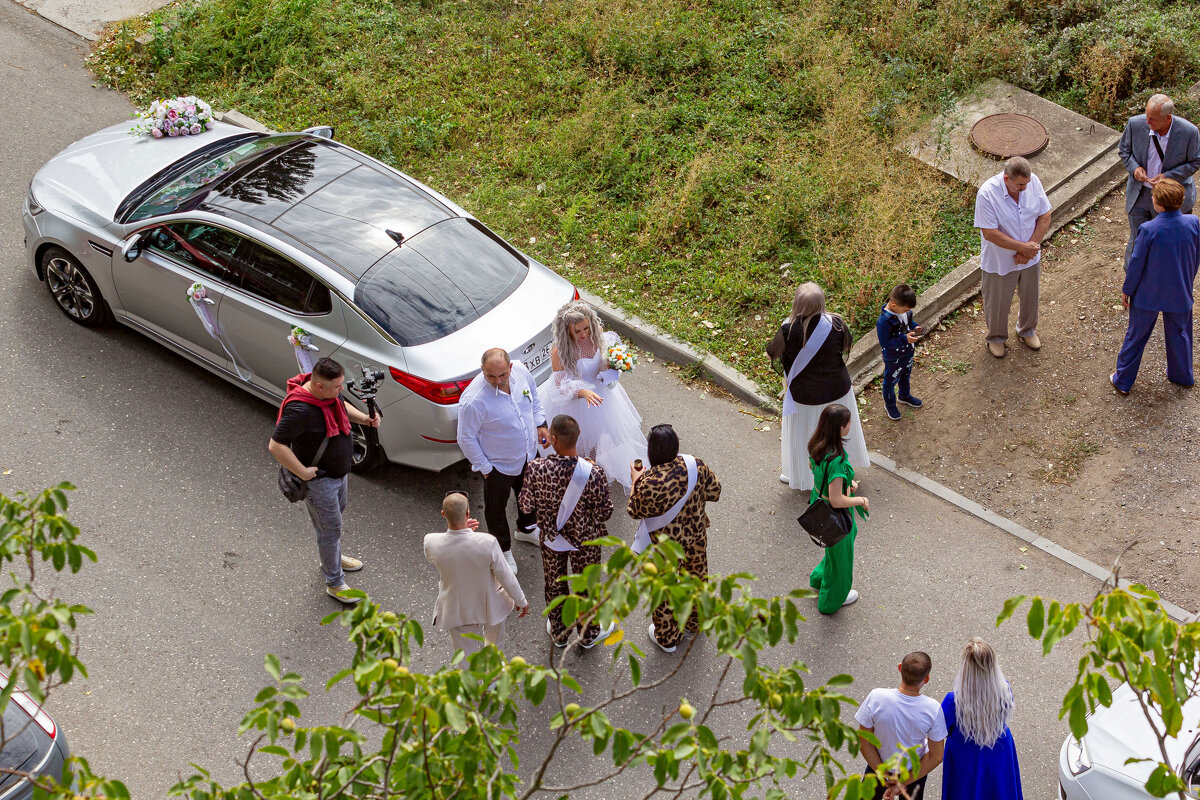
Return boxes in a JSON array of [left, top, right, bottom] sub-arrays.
[[988, 342, 1006, 358], [1021, 333, 1041, 350]]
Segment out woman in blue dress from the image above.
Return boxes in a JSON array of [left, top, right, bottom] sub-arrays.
[[941, 637, 1024, 800]]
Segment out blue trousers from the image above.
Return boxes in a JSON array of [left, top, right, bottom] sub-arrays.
[[1112, 306, 1195, 391], [882, 355, 913, 408]]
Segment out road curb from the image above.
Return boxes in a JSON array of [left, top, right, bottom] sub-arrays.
[[578, 289, 780, 413], [869, 452, 1197, 623]]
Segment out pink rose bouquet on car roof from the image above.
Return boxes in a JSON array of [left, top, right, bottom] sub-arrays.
[[132, 96, 214, 138]]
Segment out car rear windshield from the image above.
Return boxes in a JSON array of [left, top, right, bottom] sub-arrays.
[[355, 218, 528, 346], [126, 135, 305, 222], [0, 703, 46, 788]]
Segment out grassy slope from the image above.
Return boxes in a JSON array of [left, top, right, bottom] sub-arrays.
[[88, 0, 1200, 391]]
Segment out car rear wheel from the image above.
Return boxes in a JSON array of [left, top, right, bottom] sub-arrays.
[[350, 424, 384, 473], [41, 247, 108, 326]]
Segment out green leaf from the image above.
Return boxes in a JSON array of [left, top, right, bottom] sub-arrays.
[[1068, 693, 1088, 739], [1027, 597, 1045, 639], [444, 703, 468, 733], [997, 595, 1027, 626], [629, 655, 641, 687], [264, 654, 281, 681]]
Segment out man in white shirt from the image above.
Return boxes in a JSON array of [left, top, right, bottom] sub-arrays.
[[855, 651, 947, 800], [974, 156, 1053, 358], [457, 348, 550, 576], [424, 492, 529, 658]]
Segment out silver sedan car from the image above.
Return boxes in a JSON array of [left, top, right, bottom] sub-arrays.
[[23, 120, 575, 471]]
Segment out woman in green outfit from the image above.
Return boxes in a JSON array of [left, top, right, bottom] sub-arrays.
[[807, 404, 870, 613]]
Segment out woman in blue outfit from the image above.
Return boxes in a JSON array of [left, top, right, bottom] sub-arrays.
[[941, 637, 1024, 800]]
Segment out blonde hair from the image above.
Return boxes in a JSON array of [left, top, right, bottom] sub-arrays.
[[953, 637, 1013, 748], [552, 301, 605, 376], [787, 282, 851, 355]]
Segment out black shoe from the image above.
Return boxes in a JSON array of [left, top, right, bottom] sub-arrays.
[[896, 395, 922, 408]]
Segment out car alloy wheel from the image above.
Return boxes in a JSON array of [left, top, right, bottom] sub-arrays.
[[349, 423, 383, 473], [42, 247, 106, 326]]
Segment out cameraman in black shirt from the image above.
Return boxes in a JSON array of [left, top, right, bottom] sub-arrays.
[[270, 358, 379, 604]]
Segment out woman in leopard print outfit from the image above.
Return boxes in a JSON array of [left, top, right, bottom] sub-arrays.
[[628, 424, 722, 653]]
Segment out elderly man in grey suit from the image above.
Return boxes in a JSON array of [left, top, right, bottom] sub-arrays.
[[424, 492, 529, 658], [1118, 93, 1200, 270]]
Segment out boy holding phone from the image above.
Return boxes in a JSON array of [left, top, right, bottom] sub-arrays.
[[876, 285, 924, 421]]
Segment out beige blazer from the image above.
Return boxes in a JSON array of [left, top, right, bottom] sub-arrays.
[[424, 528, 527, 630]]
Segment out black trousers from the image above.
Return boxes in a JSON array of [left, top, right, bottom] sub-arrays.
[[482, 464, 536, 552], [864, 768, 927, 800]]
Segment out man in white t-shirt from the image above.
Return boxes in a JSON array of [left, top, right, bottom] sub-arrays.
[[974, 156, 1053, 358], [855, 651, 948, 800]]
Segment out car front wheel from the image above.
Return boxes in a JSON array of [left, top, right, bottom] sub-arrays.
[[41, 247, 108, 326]]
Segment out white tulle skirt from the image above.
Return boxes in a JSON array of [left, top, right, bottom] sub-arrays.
[[542, 378, 647, 492], [780, 388, 870, 491]]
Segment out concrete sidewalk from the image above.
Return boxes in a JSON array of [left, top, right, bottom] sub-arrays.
[[16, 0, 170, 40]]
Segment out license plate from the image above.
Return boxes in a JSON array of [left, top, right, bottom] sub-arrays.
[[526, 342, 552, 371]]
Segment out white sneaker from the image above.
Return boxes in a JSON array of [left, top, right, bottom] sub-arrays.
[[581, 620, 617, 650], [842, 589, 859, 607], [326, 583, 361, 605], [512, 525, 541, 545], [647, 623, 676, 654], [779, 474, 789, 484], [547, 618, 567, 648], [503, 549, 518, 575]]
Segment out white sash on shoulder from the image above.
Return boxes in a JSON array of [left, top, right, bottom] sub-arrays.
[[632, 454, 697, 554], [546, 458, 592, 552], [781, 314, 832, 418]]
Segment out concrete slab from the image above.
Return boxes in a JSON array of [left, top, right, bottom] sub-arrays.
[[17, 0, 171, 40], [904, 78, 1120, 193]]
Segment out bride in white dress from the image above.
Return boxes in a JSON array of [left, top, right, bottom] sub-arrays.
[[542, 301, 647, 491]]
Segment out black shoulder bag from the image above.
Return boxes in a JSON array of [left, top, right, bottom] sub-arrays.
[[278, 436, 329, 503], [797, 455, 853, 547]]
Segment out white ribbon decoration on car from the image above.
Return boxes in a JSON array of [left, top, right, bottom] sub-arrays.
[[632, 454, 697, 554], [185, 282, 251, 381], [545, 458, 592, 553], [781, 314, 832, 418]]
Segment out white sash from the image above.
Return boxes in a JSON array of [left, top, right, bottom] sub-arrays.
[[781, 314, 832, 417], [632, 454, 697, 554], [546, 458, 592, 552]]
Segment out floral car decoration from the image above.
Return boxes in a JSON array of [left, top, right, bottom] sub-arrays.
[[132, 96, 214, 138]]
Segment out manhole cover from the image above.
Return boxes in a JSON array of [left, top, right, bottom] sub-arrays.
[[969, 113, 1049, 159]]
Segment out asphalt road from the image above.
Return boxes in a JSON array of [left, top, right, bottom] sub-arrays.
[[2, 3, 1110, 796]]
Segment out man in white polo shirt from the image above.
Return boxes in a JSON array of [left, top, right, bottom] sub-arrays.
[[856, 651, 947, 800], [458, 348, 550, 577], [974, 156, 1053, 358]]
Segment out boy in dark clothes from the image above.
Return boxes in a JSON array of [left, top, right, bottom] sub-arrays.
[[876, 285, 923, 421]]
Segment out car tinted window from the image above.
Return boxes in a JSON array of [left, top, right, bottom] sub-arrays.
[[145, 223, 241, 283], [354, 218, 527, 346], [128, 135, 304, 222], [233, 241, 332, 314]]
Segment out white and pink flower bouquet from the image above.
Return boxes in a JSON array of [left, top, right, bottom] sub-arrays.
[[598, 343, 638, 386], [132, 96, 214, 138]]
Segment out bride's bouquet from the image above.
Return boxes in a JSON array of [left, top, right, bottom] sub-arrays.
[[598, 343, 637, 387]]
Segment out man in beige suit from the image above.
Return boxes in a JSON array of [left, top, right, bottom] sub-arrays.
[[424, 492, 529, 656]]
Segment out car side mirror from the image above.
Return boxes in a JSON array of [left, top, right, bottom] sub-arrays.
[[121, 233, 143, 262], [303, 125, 335, 140]]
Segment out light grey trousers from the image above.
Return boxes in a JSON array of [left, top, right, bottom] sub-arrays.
[[449, 621, 506, 656], [981, 264, 1040, 344]]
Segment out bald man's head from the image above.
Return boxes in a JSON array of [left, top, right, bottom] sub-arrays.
[[442, 492, 469, 528]]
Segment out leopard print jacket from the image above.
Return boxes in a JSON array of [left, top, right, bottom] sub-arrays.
[[518, 455, 613, 548], [627, 455, 721, 554]]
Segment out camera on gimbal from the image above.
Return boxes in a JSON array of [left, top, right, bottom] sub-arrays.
[[345, 364, 386, 404]]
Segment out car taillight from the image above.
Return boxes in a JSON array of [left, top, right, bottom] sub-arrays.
[[573, 287, 580, 300], [10, 687, 55, 738], [389, 367, 471, 405]]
